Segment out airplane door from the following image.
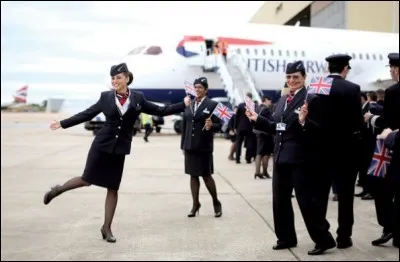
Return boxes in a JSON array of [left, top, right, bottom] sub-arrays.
[[203, 39, 218, 71]]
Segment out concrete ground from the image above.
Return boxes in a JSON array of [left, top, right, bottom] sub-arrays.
[[1, 113, 399, 261]]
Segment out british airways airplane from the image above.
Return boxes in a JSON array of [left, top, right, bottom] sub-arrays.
[[113, 23, 398, 104]]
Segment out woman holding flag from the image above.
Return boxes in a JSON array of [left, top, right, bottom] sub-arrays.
[[245, 61, 336, 255], [181, 76, 231, 218]]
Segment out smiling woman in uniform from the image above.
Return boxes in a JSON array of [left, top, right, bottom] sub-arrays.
[[43, 63, 190, 243], [181, 77, 223, 218]]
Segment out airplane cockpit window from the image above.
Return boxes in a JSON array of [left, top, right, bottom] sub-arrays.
[[144, 46, 163, 55], [127, 46, 146, 56]]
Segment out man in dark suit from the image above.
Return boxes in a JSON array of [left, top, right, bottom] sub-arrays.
[[247, 61, 336, 256], [365, 53, 400, 248], [316, 54, 364, 249], [356, 92, 382, 200], [235, 93, 256, 164], [376, 89, 385, 107], [382, 129, 399, 248]]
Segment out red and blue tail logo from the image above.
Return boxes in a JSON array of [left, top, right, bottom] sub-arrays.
[[176, 35, 204, 58], [176, 39, 200, 58], [176, 36, 272, 58]]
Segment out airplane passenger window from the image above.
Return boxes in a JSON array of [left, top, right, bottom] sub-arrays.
[[278, 50, 282, 56], [262, 49, 266, 56], [352, 53, 356, 59], [246, 48, 250, 54], [294, 51, 298, 57], [301, 51, 305, 57], [379, 54, 383, 60], [128, 46, 146, 56], [254, 48, 258, 55], [359, 53, 363, 60], [366, 54, 370, 60], [144, 46, 163, 55], [237, 48, 241, 54], [271, 50, 275, 56], [286, 50, 290, 56], [372, 54, 376, 60]]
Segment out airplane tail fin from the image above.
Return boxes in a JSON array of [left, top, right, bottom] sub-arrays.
[[12, 85, 28, 104]]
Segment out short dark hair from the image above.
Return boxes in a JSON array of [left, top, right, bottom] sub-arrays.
[[367, 91, 377, 101], [360, 92, 367, 101], [328, 64, 346, 74], [376, 89, 385, 96], [246, 92, 253, 99], [262, 95, 272, 102]]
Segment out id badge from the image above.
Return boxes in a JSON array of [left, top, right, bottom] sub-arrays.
[[276, 122, 287, 131]]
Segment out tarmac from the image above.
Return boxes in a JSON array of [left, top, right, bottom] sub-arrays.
[[1, 113, 399, 261]]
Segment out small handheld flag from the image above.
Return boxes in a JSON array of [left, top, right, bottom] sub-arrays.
[[202, 102, 234, 131], [212, 102, 234, 124], [307, 76, 333, 95], [367, 138, 392, 178], [245, 96, 255, 112], [184, 81, 197, 97]]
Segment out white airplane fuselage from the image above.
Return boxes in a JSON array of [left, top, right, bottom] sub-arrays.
[[119, 23, 398, 104]]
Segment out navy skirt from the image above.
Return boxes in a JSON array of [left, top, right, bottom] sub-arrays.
[[82, 146, 126, 190], [184, 151, 214, 177], [257, 134, 274, 156]]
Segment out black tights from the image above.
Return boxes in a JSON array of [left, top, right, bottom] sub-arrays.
[[255, 155, 270, 174], [51, 176, 118, 235], [190, 175, 219, 207]]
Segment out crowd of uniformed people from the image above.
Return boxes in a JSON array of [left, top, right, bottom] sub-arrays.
[[224, 52, 399, 255], [42, 50, 399, 257]]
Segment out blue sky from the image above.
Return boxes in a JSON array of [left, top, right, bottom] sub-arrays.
[[1, 1, 264, 104]]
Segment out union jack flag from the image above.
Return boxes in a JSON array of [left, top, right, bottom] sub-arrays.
[[13, 85, 28, 104], [245, 96, 255, 112], [307, 76, 333, 95], [184, 81, 197, 97], [367, 138, 392, 178], [212, 102, 233, 124]]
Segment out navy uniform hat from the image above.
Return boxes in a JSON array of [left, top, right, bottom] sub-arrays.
[[110, 63, 134, 86], [193, 76, 208, 89], [325, 54, 352, 69], [286, 60, 305, 74], [388, 53, 399, 67]]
